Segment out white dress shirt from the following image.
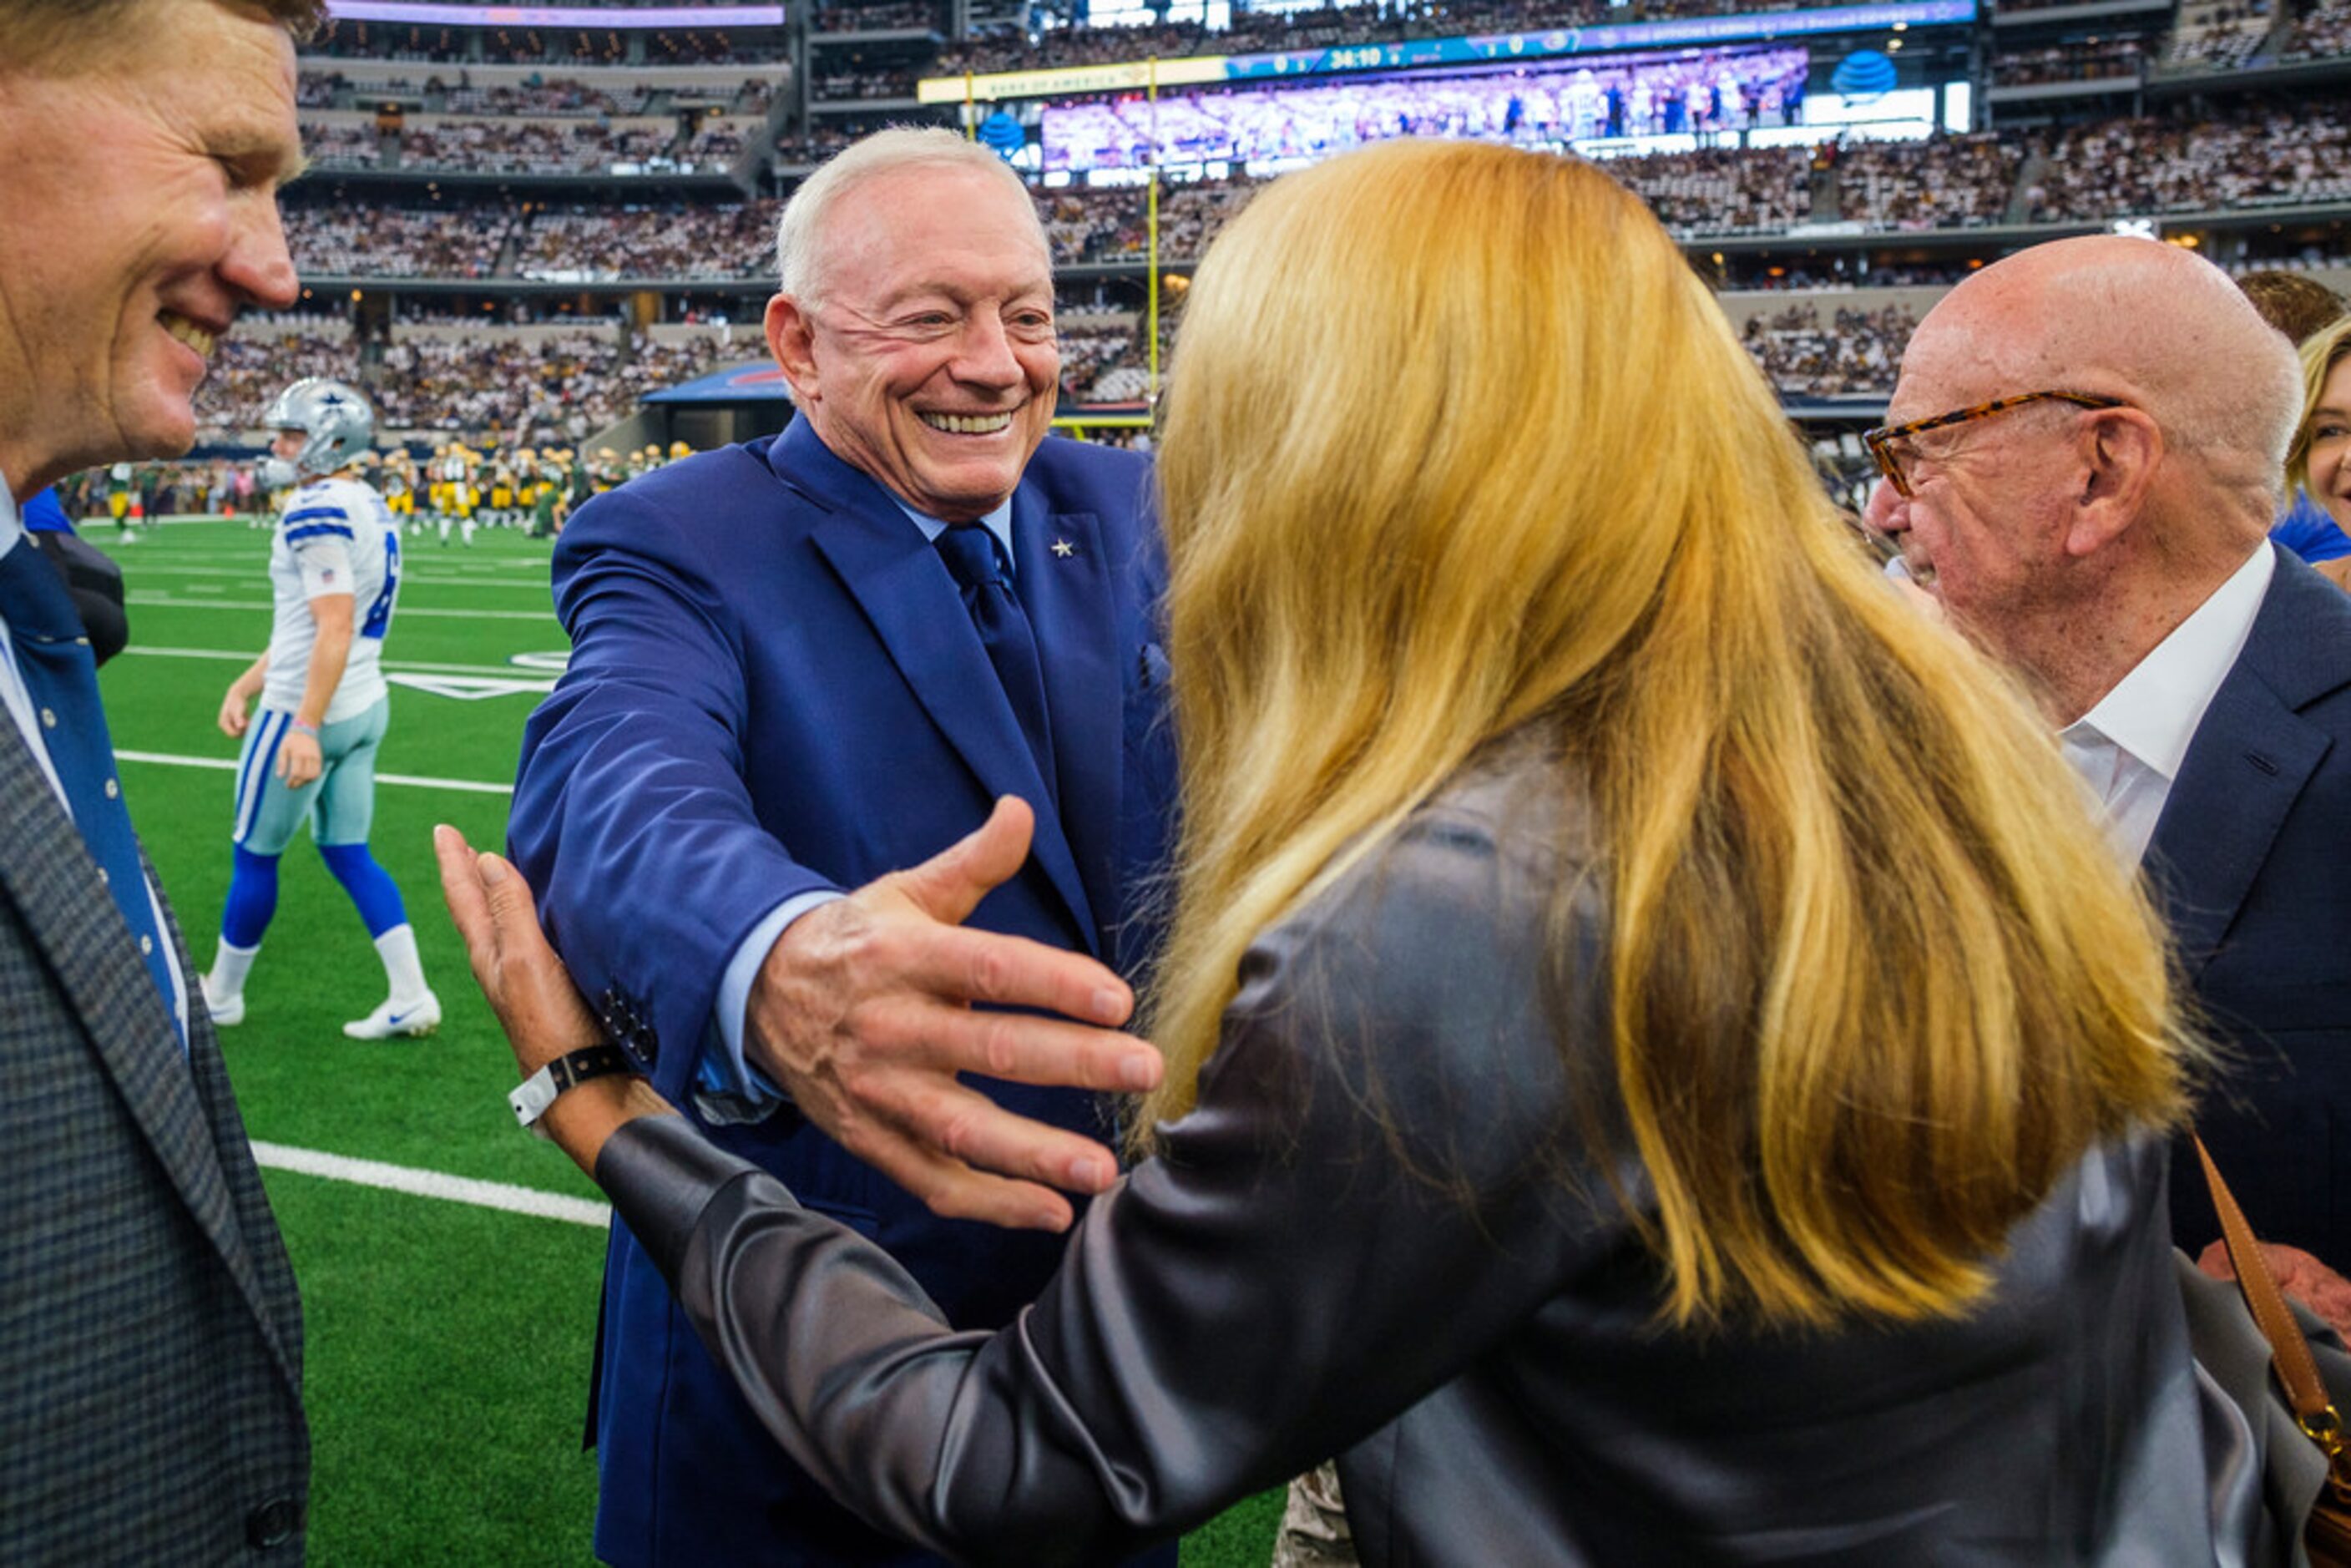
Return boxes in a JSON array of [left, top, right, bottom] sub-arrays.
[[2059, 541, 2275, 865], [0, 473, 189, 1039]]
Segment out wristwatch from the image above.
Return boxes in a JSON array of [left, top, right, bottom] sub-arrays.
[[509, 1043, 637, 1140]]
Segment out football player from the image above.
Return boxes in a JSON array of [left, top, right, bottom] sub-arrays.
[[200, 377, 439, 1040], [105, 458, 140, 541], [436, 440, 477, 547]]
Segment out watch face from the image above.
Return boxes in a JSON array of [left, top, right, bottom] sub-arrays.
[[510, 1068, 559, 1130], [509, 1046, 632, 1136]]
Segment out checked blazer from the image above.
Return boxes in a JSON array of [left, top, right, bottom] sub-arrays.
[[0, 701, 309, 1561], [510, 421, 1178, 1568]]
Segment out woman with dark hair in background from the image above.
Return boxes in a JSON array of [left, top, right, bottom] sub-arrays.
[[444, 139, 2230, 1565]]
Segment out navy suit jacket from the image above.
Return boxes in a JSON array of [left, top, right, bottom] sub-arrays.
[[510, 419, 1177, 1566], [2148, 552, 2351, 1270]]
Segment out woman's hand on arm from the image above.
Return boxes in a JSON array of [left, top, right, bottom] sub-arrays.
[[434, 823, 675, 1174]]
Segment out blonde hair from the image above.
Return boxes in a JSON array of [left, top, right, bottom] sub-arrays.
[[1144, 140, 2192, 1328], [2289, 315, 2351, 498], [774, 128, 1044, 304]]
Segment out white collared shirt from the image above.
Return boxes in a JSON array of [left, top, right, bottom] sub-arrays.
[[0, 473, 188, 1039], [2059, 541, 2275, 865]]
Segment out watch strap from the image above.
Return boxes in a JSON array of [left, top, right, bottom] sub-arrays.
[[510, 1043, 636, 1139]]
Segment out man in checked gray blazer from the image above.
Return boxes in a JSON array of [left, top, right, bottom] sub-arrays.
[[0, 1, 321, 1559]]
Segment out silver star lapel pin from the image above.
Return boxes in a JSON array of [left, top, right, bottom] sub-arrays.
[[1051, 539, 1076, 559]]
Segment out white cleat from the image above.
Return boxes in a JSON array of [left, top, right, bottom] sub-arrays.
[[200, 975, 245, 1027], [344, 989, 441, 1040]]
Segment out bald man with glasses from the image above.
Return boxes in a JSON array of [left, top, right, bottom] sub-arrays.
[[1866, 234, 2351, 1274]]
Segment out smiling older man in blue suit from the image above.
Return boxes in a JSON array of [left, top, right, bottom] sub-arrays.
[[1869, 234, 2351, 1276], [508, 129, 1179, 1566]]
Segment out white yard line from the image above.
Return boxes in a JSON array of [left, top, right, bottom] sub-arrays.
[[127, 594, 554, 621], [115, 563, 550, 589], [114, 750, 513, 794], [249, 1141, 609, 1227], [120, 645, 566, 677], [107, 542, 550, 567]]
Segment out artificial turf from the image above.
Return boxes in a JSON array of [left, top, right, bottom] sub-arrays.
[[89, 514, 1283, 1566]]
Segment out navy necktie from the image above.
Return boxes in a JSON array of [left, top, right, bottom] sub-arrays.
[[935, 525, 1057, 808], [0, 538, 179, 1044]]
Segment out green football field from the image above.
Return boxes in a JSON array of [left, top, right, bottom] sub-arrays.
[[88, 514, 1281, 1567]]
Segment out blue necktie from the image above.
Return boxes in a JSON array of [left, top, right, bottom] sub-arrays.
[[935, 525, 1057, 808], [0, 539, 179, 1043]]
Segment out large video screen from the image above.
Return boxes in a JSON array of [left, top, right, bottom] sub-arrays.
[[1039, 47, 1811, 175]]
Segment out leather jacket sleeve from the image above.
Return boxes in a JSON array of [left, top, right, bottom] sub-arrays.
[[595, 794, 1624, 1567]]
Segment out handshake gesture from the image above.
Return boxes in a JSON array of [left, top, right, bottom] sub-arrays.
[[437, 798, 1162, 1229]]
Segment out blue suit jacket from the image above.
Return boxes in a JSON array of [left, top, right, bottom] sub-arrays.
[[2147, 552, 2351, 1270], [510, 420, 1178, 1566]]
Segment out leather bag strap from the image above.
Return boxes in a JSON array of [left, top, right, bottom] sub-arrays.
[[2195, 1133, 2349, 1468]]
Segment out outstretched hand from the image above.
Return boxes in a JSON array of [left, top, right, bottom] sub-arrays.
[[746, 797, 1163, 1234]]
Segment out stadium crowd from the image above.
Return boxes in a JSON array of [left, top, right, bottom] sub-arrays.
[[289, 200, 515, 277], [811, 68, 923, 99], [2156, 3, 2274, 72], [192, 316, 358, 436], [180, 277, 1945, 422], [1832, 133, 2020, 229], [1989, 38, 2147, 86], [1613, 144, 1813, 232], [442, 78, 657, 115], [1737, 301, 1919, 396], [1055, 310, 1157, 404], [510, 201, 776, 281], [680, 119, 755, 167], [298, 119, 381, 168], [185, 321, 756, 449], [2285, 0, 2351, 59], [305, 21, 791, 66], [271, 105, 2351, 294], [395, 117, 683, 175], [811, 1, 941, 32], [2028, 104, 2351, 220], [774, 128, 859, 166]]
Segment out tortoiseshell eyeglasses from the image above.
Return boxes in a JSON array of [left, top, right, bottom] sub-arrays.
[[1863, 391, 2127, 498]]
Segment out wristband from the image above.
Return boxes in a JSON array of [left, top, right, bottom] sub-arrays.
[[509, 1043, 638, 1140], [289, 718, 321, 737]]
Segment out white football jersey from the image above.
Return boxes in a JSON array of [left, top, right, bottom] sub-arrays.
[[262, 473, 402, 723]]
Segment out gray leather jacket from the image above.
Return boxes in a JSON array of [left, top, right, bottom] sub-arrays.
[[599, 749, 2231, 1566]]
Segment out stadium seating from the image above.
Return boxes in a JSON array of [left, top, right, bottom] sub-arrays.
[[213, 0, 2351, 439]]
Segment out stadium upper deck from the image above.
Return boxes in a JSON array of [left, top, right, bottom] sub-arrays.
[[221, 0, 2351, 440]]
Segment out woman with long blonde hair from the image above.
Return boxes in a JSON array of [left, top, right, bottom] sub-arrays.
[[2287, 314, 2351, 591], [448, 140, 2227, 1564]]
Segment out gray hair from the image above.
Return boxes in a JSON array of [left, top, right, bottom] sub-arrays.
[[773, 128, 1045, 305]]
